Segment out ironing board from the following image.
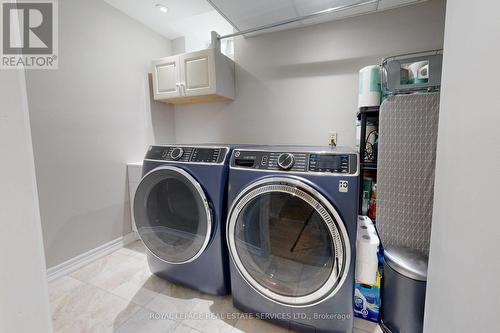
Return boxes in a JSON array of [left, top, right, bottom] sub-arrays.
[[376, 93, 440, 256]]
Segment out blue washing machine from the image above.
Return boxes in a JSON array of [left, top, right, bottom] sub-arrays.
[[133, 144, 234, 295], [226, 146, 359, 332]]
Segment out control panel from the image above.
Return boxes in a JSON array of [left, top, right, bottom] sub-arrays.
[[309, 154, 350, 173], [231, 149, 358, 175], [191, 147, 223, 163], [145, 146, 227, 164]]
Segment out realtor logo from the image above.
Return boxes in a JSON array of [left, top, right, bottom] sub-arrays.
[[1, 0, 58, 69]]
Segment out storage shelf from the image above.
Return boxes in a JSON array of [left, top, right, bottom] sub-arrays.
[[357, 106, 380, 119], [358, 105, 380, 214], [361, 161, 378, 171]]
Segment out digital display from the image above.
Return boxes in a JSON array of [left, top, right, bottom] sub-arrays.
[[316, 155, 341, 170], [309, 154, 350, 173], [191, 148, 219, 162]]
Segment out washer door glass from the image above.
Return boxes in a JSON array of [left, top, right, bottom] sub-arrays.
[[228, 180, 348, 305], [134, 167, 211, 264]]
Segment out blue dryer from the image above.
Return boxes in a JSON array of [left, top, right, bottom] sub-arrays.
[[226, 146, 359, 332], [134, 144, 233, 295]]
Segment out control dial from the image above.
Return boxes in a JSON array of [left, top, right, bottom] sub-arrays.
[[170, 147, 184, 160], [277, 153, 295, 170]]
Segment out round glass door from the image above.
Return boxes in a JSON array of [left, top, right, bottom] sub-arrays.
[[227, 178, 350, 306], [134, 166, 212, 264]]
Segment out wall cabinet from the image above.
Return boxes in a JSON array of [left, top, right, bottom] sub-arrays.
[[152, 48, 235, 104]]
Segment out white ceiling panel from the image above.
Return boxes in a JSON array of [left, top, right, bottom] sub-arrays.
[[292, 0, 363, 16], [207, 0, 427, 37], [208, 0, 298, 31], [300, 0, 379, 26]]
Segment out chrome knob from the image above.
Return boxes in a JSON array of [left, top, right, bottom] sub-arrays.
[[170, 147, 184, 160], [277, 153, 295, 170]]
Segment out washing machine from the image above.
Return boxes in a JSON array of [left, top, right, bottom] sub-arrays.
[[133, 144, 233, 295], [226, 146, 359, 332]]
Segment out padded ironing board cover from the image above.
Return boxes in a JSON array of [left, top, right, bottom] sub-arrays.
[[376, 93, 440, 256]]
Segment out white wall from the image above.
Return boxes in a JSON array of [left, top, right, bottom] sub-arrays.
[[172, 37, 186, 55], [170, 10, 234, 53], [25, 0, 175, 267], [174, 0, 446, 146], [424, 1, 500, 332], [0, 71, 52, 332]]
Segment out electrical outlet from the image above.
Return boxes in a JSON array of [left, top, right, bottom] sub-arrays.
[[329, 132, 338, 146]]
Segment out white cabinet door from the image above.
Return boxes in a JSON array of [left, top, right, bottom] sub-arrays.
[[152, 55, 181, 100], [179, 49, 216, 97]]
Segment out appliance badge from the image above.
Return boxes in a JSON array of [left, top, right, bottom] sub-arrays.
[[339, 180, 349, 193]]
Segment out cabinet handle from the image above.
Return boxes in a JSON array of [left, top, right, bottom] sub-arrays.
[[181, 82, 186, 96]]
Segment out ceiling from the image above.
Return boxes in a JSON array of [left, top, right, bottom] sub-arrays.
[[103, 0, 426, 42], [103, 0, 233, 40], [207, 0, 426, 36]]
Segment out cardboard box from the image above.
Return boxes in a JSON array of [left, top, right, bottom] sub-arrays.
[[353, 265, 382, 323]]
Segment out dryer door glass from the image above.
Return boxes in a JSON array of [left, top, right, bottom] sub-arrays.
[[134, 167, 212, 264], [228, 180, 349, 305]]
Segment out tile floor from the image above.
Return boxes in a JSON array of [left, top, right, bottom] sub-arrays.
[[49, 241, 382, 333]]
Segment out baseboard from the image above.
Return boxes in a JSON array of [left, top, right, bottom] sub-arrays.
[[46, 232, 139, 282]]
